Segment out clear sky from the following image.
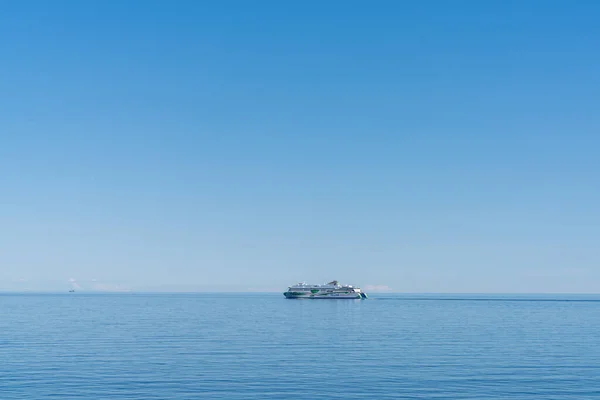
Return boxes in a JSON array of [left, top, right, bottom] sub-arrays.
[[1, 1, 599, 293]]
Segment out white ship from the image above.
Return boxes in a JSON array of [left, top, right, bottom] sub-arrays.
[[283, 280, 368, 299]]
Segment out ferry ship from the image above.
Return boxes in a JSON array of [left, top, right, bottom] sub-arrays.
[[283, 280, 368, 299]]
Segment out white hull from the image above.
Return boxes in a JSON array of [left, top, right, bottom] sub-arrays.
[[284, 292, 363, 299]]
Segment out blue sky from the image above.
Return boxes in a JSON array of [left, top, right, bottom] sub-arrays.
[[1, 1, 599, 292]]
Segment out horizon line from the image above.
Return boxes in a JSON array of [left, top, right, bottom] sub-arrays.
[[1, 290, 599, 296]]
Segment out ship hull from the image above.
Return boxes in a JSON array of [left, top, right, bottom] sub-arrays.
[[283, 292, 367, 299]]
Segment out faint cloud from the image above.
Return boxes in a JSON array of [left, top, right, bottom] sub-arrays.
[[364, 284, 393, 292], [523, 268, 591, 278], [91, 283, 131, 292], [246, 287, 281, 293], [69, 278, 83, 290]]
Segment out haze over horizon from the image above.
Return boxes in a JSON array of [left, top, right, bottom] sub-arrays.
[[1, 1, 599, 294]]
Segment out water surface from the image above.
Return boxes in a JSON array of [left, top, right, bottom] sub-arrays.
[[1, 293, 599, 399]]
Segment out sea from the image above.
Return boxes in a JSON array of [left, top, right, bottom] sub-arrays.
[[1, 292, 599, 399]]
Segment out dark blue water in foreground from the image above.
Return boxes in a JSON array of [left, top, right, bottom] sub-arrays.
[[1, 293, 600, 399]]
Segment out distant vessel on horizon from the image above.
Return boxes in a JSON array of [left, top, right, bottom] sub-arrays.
[[283, 280, 368, 299]]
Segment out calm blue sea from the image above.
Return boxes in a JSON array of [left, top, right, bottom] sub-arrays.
[[1, 293, 599, 399]]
